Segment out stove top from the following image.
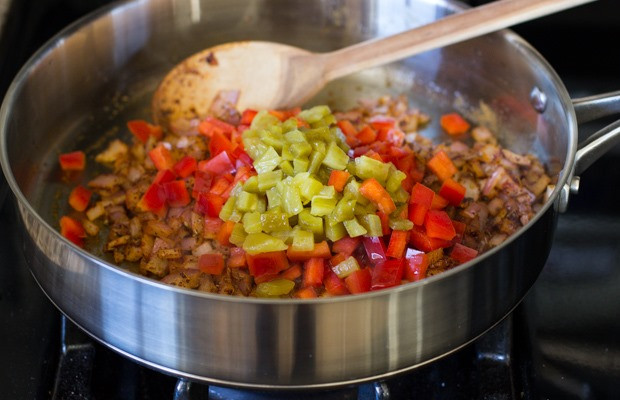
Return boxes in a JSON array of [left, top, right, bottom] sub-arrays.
[[1, 1, 619, 399]]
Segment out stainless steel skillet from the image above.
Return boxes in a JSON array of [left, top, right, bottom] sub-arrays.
[[1, 0, 619, 389]]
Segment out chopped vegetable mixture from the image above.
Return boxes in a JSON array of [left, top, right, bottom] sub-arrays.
[[58, 95, 553, 298]]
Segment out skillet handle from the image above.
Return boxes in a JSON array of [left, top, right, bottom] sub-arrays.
[[572, 91, 620, 175]]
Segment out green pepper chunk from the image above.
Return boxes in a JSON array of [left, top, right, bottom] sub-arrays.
[[292, 229, 315, 251], [332, 256, 360, 278], [255, 279, 295, 297], [322, 141, 349, 170], [242, 232, 288, 254], [343, 218, 367, 237]]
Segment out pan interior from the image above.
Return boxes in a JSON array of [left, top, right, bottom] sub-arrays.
[[3, 0, 572, 277]]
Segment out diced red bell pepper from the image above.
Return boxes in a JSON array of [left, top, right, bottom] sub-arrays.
[[198, 116, 235, 138], [440, 113, 470, 136], [208, 174, 234, 196], [328, 170, 350, 193], [198, 151, 236, 175], [149, 144, 175, 171], [163, 180, 190, 207], [280, 264, 302, 281], [240, 109, 258, 125], [228, 247, 247, 268], [137, 182, 167, 216], [269, 107, 301, 121], [173, 156, 197, 178], [371, 259, 405, 290], [332, 236, 360, 257], [68, 185, 92, 212], [424, 210, 456, 241], [431, 194, 450, 210], [330, 253, 348, 268], [369, 118, 395, 131], [404, 248, 429, 282], [409, 226, 452, 253], [439, 178, 466, 206], [356, 125, 377, 145], [337, 119, 358, 137], [427, 150, 457, 182], [386, 230, 409, 259], [231, 148, 253, 168], [153, 169, 176, 185], [295, 286, 318, 299], [286, 241, 331, 261], [253, 272, 280, 284], [324, 270, 350, 296], [344, 268, 372, 294], [246, 251, 289, 277], [452, 220, 467, 243], [209, 131, 236, 157], [60, 216, 86, 247], [409, 183, 435, 226], [215, 220, 235, 246], [203, 217, 223, 239], [127, 120, 162, 143], [376, 211, 391, 236], [362, 236, 387, 265], [378, 127, 405, 147], [59, 151, 86, 171], [450, 243, 478, 264], [192, 170, 213, 199], [198, 253, 225, 275], [359, 178, 396, 215], [195, 193, 225, 218], [303, 258, 325, 288]]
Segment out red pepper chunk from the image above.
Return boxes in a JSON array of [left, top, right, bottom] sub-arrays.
[[424, 210, 456, 241], [386, 230, 409, 259], [344, 268, 372, 294], [409, 226, 452, 253], [356, 125, 377, 145], [286, 241, 331, 261], [137, 183, 167, 216], [450, 243, 479, 264], [153, 169, 176, 185], [426, 150, 457, 181], [240, 109, 258, 125], [163, 180, 190, 208], [440, 113, 470, 136], [328, 170, 350, 193], [209, 131, 236, 157], [198, 151, 236, 175], [173, 156, 197, 178], [371, 259, 405, 290], [295, 287, 318, 299], [324, 270, 350, 296], [359, 178, 396, 215], [332, 236, 360, 257], [68, 185, 92, 212], [198, 116, 235, 138], [60, 216, 86, 247], [198, 253, 225, 275], [246, 251, 289, 277], [215, 220, 235, 246], [228, 247, 247, 268], [303, 258, 325, 288], [59, 151, 86, 171], [439, 178, 466, 206], [452, 220, 467, 243], [149, 144, 175, 171], [127, 120, 162, 143], [195, 193, 226, 218], [404, 248, 429, 282], [362, 236, 387, 265], [409, 183, 435, 226]]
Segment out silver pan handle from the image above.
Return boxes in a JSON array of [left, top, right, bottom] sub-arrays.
[[573, 91, 620, 175]]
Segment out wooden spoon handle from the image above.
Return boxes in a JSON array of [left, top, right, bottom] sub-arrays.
[[322, 0, 595, 80]]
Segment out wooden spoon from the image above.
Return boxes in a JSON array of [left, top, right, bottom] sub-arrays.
[[152, 0, 594, 129]]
